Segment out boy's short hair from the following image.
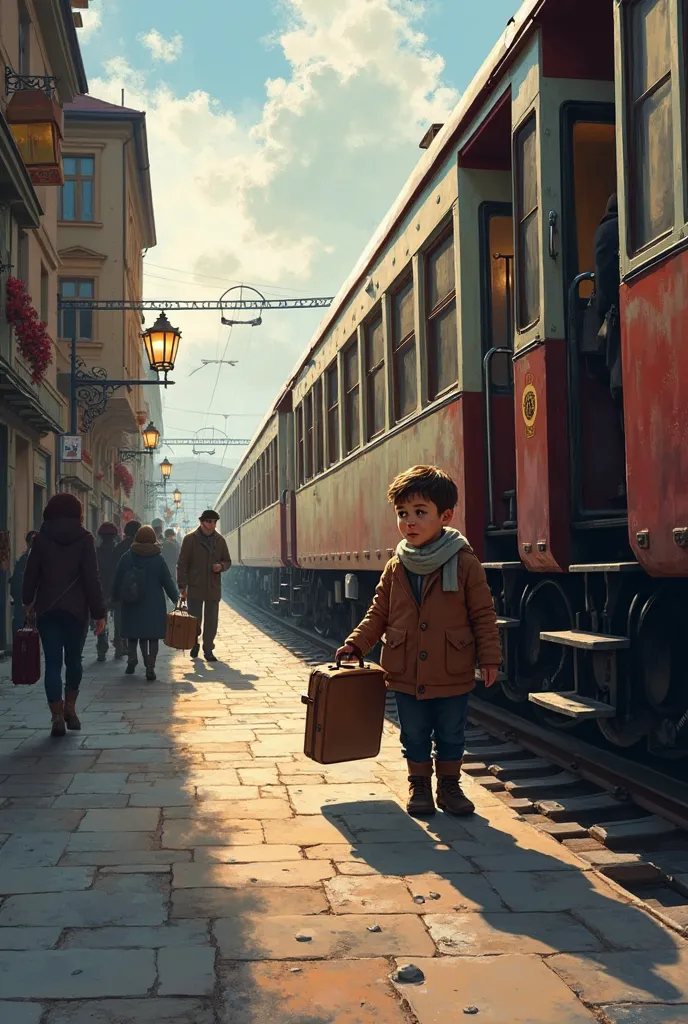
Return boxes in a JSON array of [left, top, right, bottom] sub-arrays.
[[387, 465, 458, 514], [164, 529, 176, 539]]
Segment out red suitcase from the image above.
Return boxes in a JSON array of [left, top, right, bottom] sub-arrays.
[[301, 657, 387, 764], [12, 626, 41, 686]]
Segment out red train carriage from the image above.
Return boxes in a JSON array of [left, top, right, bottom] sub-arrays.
[[218, 0, 688, 758]]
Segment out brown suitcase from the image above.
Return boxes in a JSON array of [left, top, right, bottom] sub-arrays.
[[301, 657, 386, 764], [164, 602, 199, 650]]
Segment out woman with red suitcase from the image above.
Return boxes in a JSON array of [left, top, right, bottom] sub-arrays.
[[22, 493, 106, 737]]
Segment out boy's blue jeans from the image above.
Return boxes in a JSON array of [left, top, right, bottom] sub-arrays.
[[395, 691, 469, 763], [37, 610, 88, 703]]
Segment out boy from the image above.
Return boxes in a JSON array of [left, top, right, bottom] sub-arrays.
[[336, 465, 501, 817]]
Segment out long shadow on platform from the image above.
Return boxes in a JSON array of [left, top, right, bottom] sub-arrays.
[[321, 799, 684, 1007]]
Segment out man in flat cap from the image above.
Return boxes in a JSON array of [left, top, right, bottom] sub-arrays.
[[177, 510, 231, 660]]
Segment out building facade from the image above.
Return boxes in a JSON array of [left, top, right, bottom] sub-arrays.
[[57, 94, 158, 536], [0, 0, 87, 652]]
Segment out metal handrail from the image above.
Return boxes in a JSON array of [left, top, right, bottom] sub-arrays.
[[484, 346, 514, 529]]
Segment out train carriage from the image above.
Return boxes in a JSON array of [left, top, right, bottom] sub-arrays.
[[218, 0, 688, 758]]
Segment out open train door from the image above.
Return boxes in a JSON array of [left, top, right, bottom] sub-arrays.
[[510, 0, 616, 572]]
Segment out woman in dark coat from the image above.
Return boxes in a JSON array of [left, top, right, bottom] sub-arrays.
[[112, 525, 178, 681], [22, 493, 106, 737]]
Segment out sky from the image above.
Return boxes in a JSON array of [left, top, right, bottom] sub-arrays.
[[77, 0, 519, 497]]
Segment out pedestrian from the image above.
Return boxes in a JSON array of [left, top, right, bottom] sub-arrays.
[[162, 528, 180, 611], [21, 493, 106, 737], [111, 519, 140, 658], [594, 193, 622, 413], [111, 524, 179, 681], [336, 466, 501, 818], [177, 510, 231, 661], [9, 530, 37, 638], [151, 518, 164, 544], [95, 522, 120, 662]]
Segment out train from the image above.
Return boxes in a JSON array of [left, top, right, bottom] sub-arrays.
[[216, 0, 688, 758]]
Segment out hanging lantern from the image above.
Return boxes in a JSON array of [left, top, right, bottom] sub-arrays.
[[160, 457, 172, 480], [6, 90, 64, 186], [142, 311, 181, 374], [141, 421, 160, 452], [172, 488, 182, 504]]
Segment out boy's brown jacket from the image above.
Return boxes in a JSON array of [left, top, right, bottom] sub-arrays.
[[346, 549, 501, 700]]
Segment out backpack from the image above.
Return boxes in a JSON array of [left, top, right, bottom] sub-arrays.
[[119, 564, 146, 604]]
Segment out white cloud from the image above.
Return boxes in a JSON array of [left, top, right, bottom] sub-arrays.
[[77, 0, 103, 42], [88, 0, 458, 436], [139, 29, 184, 64]]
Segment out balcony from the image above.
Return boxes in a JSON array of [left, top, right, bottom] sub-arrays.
[[0, 328, 66, 436]]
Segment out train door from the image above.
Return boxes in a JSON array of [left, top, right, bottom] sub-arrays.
[[480, 201, 516, 555], [560, 103, 627, 544], [510, 24, 615, 572]]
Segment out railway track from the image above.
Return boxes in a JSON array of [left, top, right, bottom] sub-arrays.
[[225, 591, 688, 937]]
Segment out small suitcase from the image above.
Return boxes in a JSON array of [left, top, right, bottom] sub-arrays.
[[12, 626, 41, 686], [301, 657, 386, 764], [164, 602, 199, 650]]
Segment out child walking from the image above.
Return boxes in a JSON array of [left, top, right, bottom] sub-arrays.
[[337, 465, 501, 817]]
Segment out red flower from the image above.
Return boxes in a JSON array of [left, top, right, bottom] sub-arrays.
[[5, 277, 54, 385], [114, 463, 134, 498]]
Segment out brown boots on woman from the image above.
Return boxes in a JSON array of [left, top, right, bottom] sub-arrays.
[[406, 761, 475, 817], [49, 691, 81, 738]]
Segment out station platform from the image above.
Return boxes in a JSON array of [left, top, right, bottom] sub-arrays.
[[0, 603, 686, 1023]]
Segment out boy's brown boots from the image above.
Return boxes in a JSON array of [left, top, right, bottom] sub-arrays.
[[406, 762, 435, 816], [436, 761, 475, 815]]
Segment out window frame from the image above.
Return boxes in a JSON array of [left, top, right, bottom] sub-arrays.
[[617, 0, 688, 277], [343, 337, 361, 455], [58, 278, 95, 341], [325, 359, 340, 467], [424, 225, 459, 401], [60, 155, 96, 224], [390, 272, 418, 422], [364, 308, 386, 441], [514, 113, 541, 332]]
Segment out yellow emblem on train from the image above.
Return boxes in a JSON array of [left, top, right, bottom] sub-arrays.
[[522, 374, 537, 439]]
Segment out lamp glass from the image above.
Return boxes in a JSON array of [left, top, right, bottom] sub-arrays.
[[160, 458, 172, 480], [173, 488, 182, 503], [141, 422, 160, 451], [142, 312, 181, 373]]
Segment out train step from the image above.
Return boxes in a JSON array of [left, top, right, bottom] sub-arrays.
[[539, 629, 629, 651], [528, 690, 617, 719], [496, 616, 520, 629]]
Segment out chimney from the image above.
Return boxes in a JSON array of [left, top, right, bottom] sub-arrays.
[[419, 124, 444, 150]]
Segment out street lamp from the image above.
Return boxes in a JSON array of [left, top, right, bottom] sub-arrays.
[[173, 488, 182, 505], [160, 458, 172, 481], [142, 312, 181, 377], [141, 421, 161, 452]]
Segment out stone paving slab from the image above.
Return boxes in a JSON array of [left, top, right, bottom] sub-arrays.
[[0, 604, 685, 1020], [43, 999, 216, 1024], [390, 954, 599, 1022], [220, 958, 410, 1023]]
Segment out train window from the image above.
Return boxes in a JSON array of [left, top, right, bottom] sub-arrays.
[[571, 120, 616, 294], [326, 362, 340, 466], [271, 438, 279, 501], [515, 116, 540, 330], [392, 277, 417, 421], [295, 404, 305, 486], [627, 0, 674, 251], [365, 312, 385, 440], [304, 391, 313, 481], [426, 230, 458, 400], [312, 379, 324, 475], [343, 339, 360, 453]]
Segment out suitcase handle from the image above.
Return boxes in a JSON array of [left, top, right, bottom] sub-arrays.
[[301, 694, 314, 705], [332, 656, 365, 670]]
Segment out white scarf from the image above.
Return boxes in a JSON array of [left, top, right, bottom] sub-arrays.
[[396, 527, 468, 592]]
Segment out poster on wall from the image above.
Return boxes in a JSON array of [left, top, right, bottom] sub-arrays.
[[61, 436, 82, 462]]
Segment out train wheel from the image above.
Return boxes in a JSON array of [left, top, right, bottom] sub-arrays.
[[502, 579, 572, 704], [636, 587, 688, 758]]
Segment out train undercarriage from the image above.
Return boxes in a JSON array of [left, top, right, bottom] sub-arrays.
[[228, 563, 688, 760]]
